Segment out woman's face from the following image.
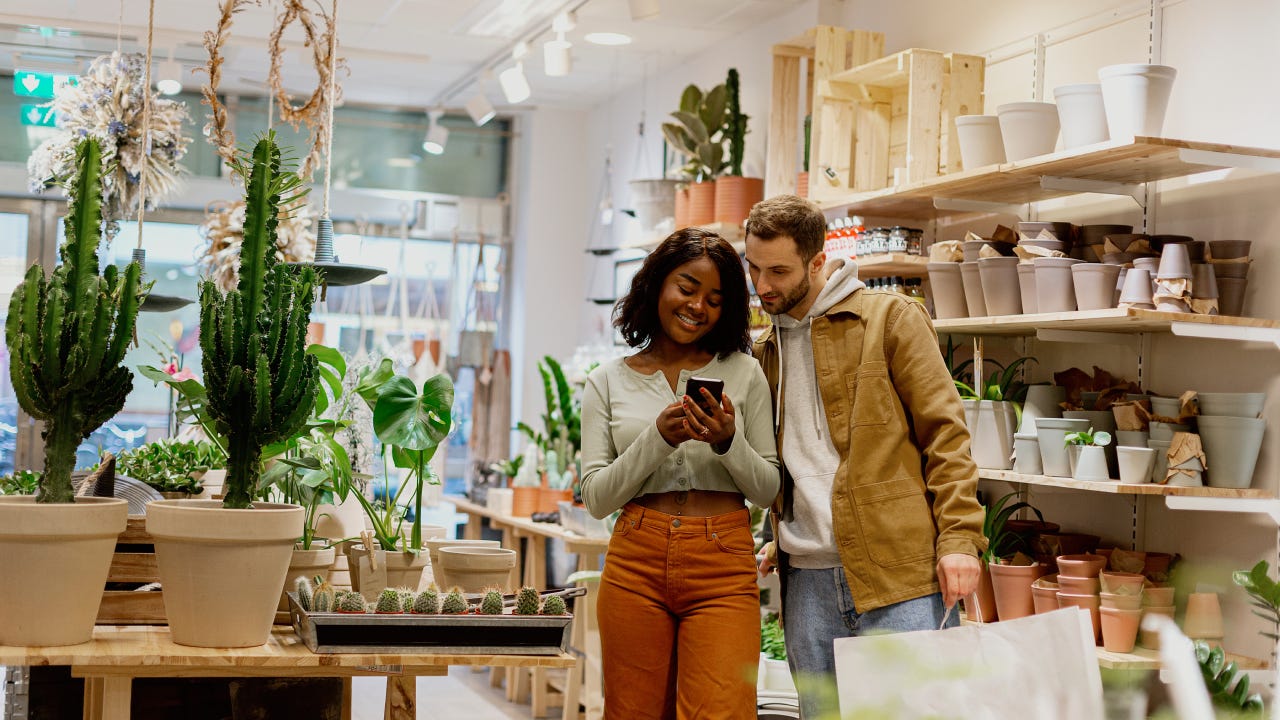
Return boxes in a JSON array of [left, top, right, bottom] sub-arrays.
[[655, 255, 722, 346]]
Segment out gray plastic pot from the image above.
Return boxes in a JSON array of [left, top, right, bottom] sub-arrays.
[[1199, 415, 1266, 489]]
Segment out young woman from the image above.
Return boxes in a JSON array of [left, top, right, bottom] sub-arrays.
[[580, 227, 781, 719]]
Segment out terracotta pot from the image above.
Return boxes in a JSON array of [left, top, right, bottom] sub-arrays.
[[1071, 263, 1122, 311], [674, 186, 691, 229], [687, 180, 717, 226], [1017, 263, 1038, 314], [796, 171, 810, 198], [436, 546, 518, 593], [959, 261, 988, 316], [1208, 240, 1250, 260], [512, 486, 540, 517], [927, 263, 968, 319], [1031, 577, 1061, 615], [0, 496, 129, 646], [1056, 575, 1100, 595], [979, 257, 1022, 315], [1100, 571, 1146, 596], [1143, 553, 1174, 578], [1057, 592, 1102, 643], [1100, 592, 1143, 611], [1100, 607, 1142, 652], [148, 499, 303, 648], [965, 562, 1000, 622], [279, 544, 336, 612], [1034, 257, 1083, 313], [423, 537, 501, 575], [1037, 532, 1100, 559], [1183, 593, 1224, 639], [1142, 586, 1175, 607], [714, 176, 764, 226], [1056, 554, 1106, 578], [988, 562, 1046, 621], [539, 487, 574, 515], [1139, 605, 1175, 649]]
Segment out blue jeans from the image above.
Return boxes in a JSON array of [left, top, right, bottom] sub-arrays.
[[782, 566, 955, 720]]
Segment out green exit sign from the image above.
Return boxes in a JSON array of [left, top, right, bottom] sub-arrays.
[[13, 71, 78, 99], [19, 104, 57, 127]]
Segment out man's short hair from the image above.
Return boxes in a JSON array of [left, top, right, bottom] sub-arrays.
[[745, 194, 827, 262]]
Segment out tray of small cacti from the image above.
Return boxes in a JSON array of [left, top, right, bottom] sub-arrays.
[[286, 577, 578, 655]]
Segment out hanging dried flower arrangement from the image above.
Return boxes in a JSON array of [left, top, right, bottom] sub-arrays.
[[199, 198, 316, 292], [27, 51, 191, 230]]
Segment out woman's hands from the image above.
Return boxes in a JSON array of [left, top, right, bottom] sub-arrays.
[[655, 389, 736, 452]]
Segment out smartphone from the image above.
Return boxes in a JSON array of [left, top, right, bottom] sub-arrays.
[[685, 377, 725, 411]]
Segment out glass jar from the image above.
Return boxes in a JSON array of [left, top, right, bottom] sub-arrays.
[[905, 227, 924, 255], [869, 227, 890, 255], [888, 227, 910, 253]]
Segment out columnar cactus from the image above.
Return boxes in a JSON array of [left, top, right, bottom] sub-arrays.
[[480, 588, 504, 615], [375, 588, 403, 614], [413, 585, 440, 614], [295, 576, 314, 611], [200, 133, 319, 509], [441, 588, 468, 614], [6, 139, 143, 503], [312, 581, 336, 613], [725, 68, 748, 178], [540, 595, 568, 616], [515, 586, 541, 615]]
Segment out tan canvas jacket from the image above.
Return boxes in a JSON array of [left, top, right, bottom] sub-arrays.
[[754, 288, 986, 612]]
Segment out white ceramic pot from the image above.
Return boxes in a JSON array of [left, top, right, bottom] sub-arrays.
[[997, 102, 1061, 161], [761, 656, 796, 693], [1036, 418, 1090, 478], [963, 400, 1017, 470], [1198, 415, 1266, 489], [1196, 392, 1264, 418], [1013, 433, 1043, 475], [1098, 64, 1177, 140], [1073, 445, 1110, 482], [1019, 385, 1066, 435], [954, 115, 1006, 170], [436, 546, 518, 593], [1053, 84, 1109, 148], [1117, 447, 1155, 485]]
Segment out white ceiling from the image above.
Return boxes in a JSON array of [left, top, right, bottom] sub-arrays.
[[0, 0, 805, 112]]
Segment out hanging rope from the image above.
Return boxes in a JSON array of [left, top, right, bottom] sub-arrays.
[[117, 0, 125, 53], [321, 0, 338, 218], [136, 0, 157, 250]]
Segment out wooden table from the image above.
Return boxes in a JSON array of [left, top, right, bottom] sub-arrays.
[[0, 626, 575, 720]]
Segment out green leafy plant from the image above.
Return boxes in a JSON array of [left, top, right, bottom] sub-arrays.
[[1233, 560, 1280, 642], [489, 456, 524, 480], [761, 612, 787, 661], [1063, 427, 1112, 448], [516, 356, 582, 478], [661, 82, 729, 182], [199, 132, 319, 509], [6, 139, 144, 503], [0, 470, 40, 496], [116, 439, 224, 495], [724, 68, 749, 177], [981, 491, 1044, 565], [953, 356, 1036, 404], [1194, 640, 1264, 715]]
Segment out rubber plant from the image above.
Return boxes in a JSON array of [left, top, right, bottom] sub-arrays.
[[199, 131, 319, 509], [6, 138, 143, 503], [661, 82, 728, 182]]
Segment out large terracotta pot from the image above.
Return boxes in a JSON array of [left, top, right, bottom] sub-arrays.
[[714, 176, 764, 226], [148, 499, 302, 648], [988, 562, 1047, 621], [0, 496, 129, 646], [796, 171, 810, 198], [964, 562, 1000, 623], [687, 180, 717, 226]]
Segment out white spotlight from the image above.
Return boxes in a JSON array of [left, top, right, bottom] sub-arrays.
[[465, 91, 496, 126], [156, 59, 182, 95], [422, 110, 448, 155], [544, 36, 572, 77], [628, 0, 660, 21], [499, 63, 531, 103]]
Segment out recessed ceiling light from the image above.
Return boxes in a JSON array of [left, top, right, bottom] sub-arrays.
[[585, 32, 633, 46]]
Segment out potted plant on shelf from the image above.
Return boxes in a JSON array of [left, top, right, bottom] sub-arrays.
[[518, 356, 583, 515], [663, 81, 728, 227], [970, 492, 1046, 624], [954, 356, 1035, 470], [0, 138, 141, 646], [115, 439, 225, 497], [714, 68, 764, 226], [759, 612, 795, 693], [1063, 427, 1112, 481], [146, 133, 319, 648]]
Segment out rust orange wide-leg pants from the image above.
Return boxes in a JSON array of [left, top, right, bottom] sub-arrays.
[[598, 504, 760, 720]]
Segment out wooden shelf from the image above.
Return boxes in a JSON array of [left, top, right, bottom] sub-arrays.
[[933, 307, 1280, 337], [618, 222, 745, 253], [817, 137, 1280, 218], [855, 253, 930, 277], [1095, 647, 1268, 671], [979, 469, 1273, 499]]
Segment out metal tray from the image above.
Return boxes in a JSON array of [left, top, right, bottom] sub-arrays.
[[287, 593, 573, 655]]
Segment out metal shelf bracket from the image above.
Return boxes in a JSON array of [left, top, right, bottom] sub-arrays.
[[1165, 496, 1280, 525], [1178, 148, 1280, 174], [1169, 321, 1280, 350], [932, 197, 1025, 216], [1039, 175, 1145, 207]]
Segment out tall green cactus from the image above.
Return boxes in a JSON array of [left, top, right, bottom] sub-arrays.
[[725, 67, 748, 177], [6, 139, 143, 503], [200, 133, 319, 509]]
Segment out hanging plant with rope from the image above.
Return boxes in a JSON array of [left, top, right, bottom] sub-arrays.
[[198, 199, 316, 292]]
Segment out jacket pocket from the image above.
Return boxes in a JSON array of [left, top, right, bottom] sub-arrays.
[[845, 362, 891, 427], [853, 476, 936, 567]]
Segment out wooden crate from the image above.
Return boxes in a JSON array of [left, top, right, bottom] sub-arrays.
[[765, 26, 885, 199], [812, 48, 985, 201], [98, 516, 167, 624]]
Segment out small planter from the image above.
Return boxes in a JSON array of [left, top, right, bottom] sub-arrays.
[[687, 180, 717, 226], [1100, 571, 1146, 595], [1035, 418, 1089, 477], [1056, 575, 1100, 595], [1063, 410, 1118, 476], [1183, 592, 1224, 640], [1117, 447, 1155, 485], [978, 257, 1022, 315], [1156, 242, 1192, 280], [1196, 392, 1264, 418], [965, 563, 1000, 623], [796, 171, 809, 198], [1031, 576, 1060, 615], [1198, 415, 1265, 489], [988, 561, 1046, 621], [1056, 554, 1106, 578], [1217, 277, 1248, 316], [714, 176, 764, 226], [1056, 592, 1102, 644], [1118, 268, 1155, 308], [997, 102, 1060, 161], [512, 486, 540, 517], [1100, 592, 1143, 611], [960, 261, 988, 317], [1071, 445, 1110, 481], [539, 487, 574, 515], [1019, 385, 1065, 435], [1017, 263, 1039, 314], [954, 115, 1006, 170], [1148, 439, 1172, 483], [280, 544, 336, 613], [963, 399, 1017, 470], [1100, 607, 1142, 653], [1071, 263, 1122, 311], [1013, 433, 1042, 475], [436, 546, 518, 593], [674, 186, 691, 229], [761, 656, 796, 693], [1033, 257, 1083, 313], [1098, 64, 1177, 139], [927, 263, 968, 319], [423, 537, 501, 575], [1053, 84, 1109, 149], [1208, 240, 1250, 260]]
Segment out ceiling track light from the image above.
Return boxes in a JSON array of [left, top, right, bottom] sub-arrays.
[[156, 56, 183, 95], [422, 109, 448, 155], [465, 89, 496, 126], [499, 42, 532, 103], [543, 33, 572, 77]]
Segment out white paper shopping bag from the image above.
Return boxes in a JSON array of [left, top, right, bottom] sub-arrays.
[[833, 608, 1103, 719]]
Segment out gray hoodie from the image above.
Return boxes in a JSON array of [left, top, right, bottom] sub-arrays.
[[773, 259, 865, 568]]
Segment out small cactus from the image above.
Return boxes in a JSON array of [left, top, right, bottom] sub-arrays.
[[480, 588, 504, 615], [413, 585, 440, 614], [398, 588, 416, 611], [312, 578, 336, 613], [295, 576, 313, 611], [515, 586, 541, 615], [375, 588, 403, 614], [541, 595, 568, 615], [441, 587, 468, 614], [338, 592, 368, 613]]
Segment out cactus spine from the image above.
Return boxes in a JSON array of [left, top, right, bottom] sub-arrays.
[[725, 68, 748, 178], [441, 588, 468, 614], [375, 588, 403, 614], [313, 581, 336, 613], [6, 139, 143, 503], [338, 592, 368, 613], [413, 585, 440, 614], [200, 133, 319, 509], [480, 588, 504, 615], [515, 586, 541, 615], [541, 595, 567, 615], [399, 588, 416, 611], [295, 576, 314, 611]]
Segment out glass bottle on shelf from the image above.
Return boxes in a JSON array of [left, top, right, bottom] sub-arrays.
[[888, 227, 909, 254], [905, 278, 926, 304], [905, 228, 924, 256]]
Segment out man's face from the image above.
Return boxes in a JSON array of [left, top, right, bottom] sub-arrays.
[[745, 233, 815, 317]]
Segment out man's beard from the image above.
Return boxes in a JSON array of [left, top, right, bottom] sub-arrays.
[[763, 274, 811, 316]]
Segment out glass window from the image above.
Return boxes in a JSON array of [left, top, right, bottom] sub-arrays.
[[0, 213, 30, 476]]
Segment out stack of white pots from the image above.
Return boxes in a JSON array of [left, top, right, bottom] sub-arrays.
[[1197, 393, 1266, 489]]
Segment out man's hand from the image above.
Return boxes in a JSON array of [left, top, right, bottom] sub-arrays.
[[937, 553, 981, 609], [757, 541, 776, 577]]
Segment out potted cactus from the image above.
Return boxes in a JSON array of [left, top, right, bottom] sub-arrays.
[[714, 68, 764, 226], [146, 132, 317, 648], [663, 81, 728, 226], [0, 139, 140, 646]]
